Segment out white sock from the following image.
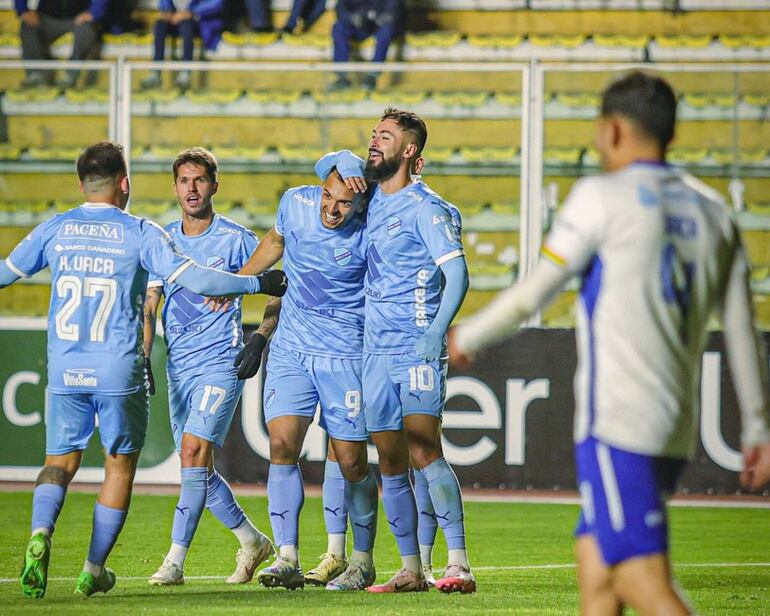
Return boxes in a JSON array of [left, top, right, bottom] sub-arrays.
[[419, 544, 433, 569], [82, 560, 102, 577], [167, 543, 188, 568], [448, 548, 469, 568], [232, 519, 259, 548], [31, 527, 51, 538], [278, 544, 298, 564], [327, 533, 346, 558], [350, 550, 373, 569], [402, 554, 422, 574]]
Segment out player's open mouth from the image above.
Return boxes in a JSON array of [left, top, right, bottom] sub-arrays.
[[186, 195, 201, 205], [324, 210, 341, 224], [368, 149, 382, 162]]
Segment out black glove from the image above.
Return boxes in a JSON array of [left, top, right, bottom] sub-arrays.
[[257, 269, 288, 297], [144, 356, 156, 395], [234, 333, 268, 380]]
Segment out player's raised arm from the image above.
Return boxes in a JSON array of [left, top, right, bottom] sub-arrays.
[[315, 149, 367, 193], [717, 231, 770, 491]]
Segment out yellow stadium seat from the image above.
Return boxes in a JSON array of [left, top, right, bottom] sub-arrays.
[[103, 32, 153, 46], [554, 92, 601, 109], [593, 34, 648, 49], [281, 33, 328, 48], [149, 145, 182, 159], [530, 34, 586, 48], [423, 147, 454, 164], [277, 146, 326, 162], [654, 34, 713, 49], [65, 87, 109, 104], [0, 32, 20, 47], [544, 148, 582, 165], [467, 34, 523, 49], [243, 200, 277, 215], [134, 88, 181, 103], [5, 87, 59, 103], [743, 93, 770, 107], [313, 90, 368, 104], [433, 91, 488, 107], [495, 92, 522, 107], [215, 146, 267, 161], [370, 91, 426, 106], [747, 202, 770, 217], [460, 147, 517, 163], [0, 144, 21, 160], [667, 148, 710, 164], [27, 146, 81, 161], [221, 31, 279, 47], [458, 202, 487, 217], [490, 201, 519, 216], [405, 32, 462, 48], [186, 89, 241, 104], [719, 35, 770, 49], [247, 90, 303, 104]]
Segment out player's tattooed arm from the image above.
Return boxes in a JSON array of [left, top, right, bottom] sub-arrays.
[[143, 286, 163, 395], [256, 296, 282, 340], [143, 286, 163, 358]]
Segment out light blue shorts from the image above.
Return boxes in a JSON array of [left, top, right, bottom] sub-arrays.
[[168, 368, 244, 450], [575, 436, 686, 566], [362, 352, 447, 432], [46, 388, 149, 455], [263, 346, 366, 442]]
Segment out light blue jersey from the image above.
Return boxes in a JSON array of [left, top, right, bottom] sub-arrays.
[[148, 214, 258, 374], [271, 185, 367, 358], [6, 203, 195, 395], [364, 180, 464, 354]]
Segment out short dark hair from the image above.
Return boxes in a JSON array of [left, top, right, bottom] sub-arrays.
[[380, 107, 428, 157], [601, 71, 677, 148], [76, 141, 127, 182], [173, 147, 219, 183]]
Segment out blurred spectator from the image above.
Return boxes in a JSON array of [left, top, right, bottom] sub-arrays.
[[103, 0, 141, 35], [16, 0, 107, 89], [280, 0, 325, 35], [328, 0, 405, 92], [141, 0, 225, 91], [224, 0, 272, 33]]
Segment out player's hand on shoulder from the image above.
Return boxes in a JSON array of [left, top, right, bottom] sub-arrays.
[[447, 326, 475, 370], [740, 441, 770, 492], [257, 269, 288, 297], [234, 333, 268, 380], [144, 356, 156, 395], [416, 330, 443, 362]]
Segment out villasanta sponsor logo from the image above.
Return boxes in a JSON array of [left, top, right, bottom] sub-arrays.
[[63, 369, 98, 387]]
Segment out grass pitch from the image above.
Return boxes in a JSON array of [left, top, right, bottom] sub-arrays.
[[0, 490, 768, 615]]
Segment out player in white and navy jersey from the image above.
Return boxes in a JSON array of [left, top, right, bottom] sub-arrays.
[[143, 148, 274, 587], [0, 142, 286, 600], [450, 72, 770, 615], [228, 160, 380, 591], [319, 109, 475, 595]]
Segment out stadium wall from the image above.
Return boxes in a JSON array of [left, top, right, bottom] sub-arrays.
[[0, 319, 765, 496]]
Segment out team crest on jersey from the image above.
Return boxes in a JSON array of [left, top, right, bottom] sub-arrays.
[[386, 217, 402, 237], [333, 247, 353, 267], [206, 256, 225, 270], [58, 221, 124, 243], [265, 389, 276, 408]]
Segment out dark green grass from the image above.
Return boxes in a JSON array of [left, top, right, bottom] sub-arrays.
[[0, 491, 768, 614]]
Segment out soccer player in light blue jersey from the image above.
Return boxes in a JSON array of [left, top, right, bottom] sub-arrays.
[[143, 148, 274, 587], [229, 163, 380, 591], [0, 142, 286, 600], [318, 108, 475, 594]]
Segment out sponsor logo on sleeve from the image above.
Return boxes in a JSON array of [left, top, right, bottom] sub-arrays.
[[58, 221, 124, 243], [62, 368, 98, 387]]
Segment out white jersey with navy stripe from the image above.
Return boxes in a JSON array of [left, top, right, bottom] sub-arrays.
[[544, 162, 743, 457]]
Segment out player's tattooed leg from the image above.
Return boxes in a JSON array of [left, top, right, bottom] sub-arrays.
[[35, 465, 70, 487]]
